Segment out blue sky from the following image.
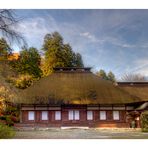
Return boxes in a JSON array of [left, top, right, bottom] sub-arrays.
[[9, 9, 148, 79]]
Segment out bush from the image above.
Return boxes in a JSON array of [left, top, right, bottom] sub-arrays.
[[4, 105, 19, 117], [14, 74, 33, 89], [1, 105, 20, 125], [140, 111, 148, 132], [5, 116, 14, 126], [0, 116, 6, 120], [10, 116, 19, 123], [0, 115, 15, 126], [0, 122, 15, 139]]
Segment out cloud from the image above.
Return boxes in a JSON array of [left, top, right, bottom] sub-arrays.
[[80, 32, 105, 43], [102, 36, 136, 48], [80, 32, 136, 49], [15, 15, 59, 48], [12, 10, 148, 79]]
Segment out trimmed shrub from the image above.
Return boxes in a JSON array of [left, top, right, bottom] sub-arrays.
[[140, 111, 148, 132], [0, 122, 15, 139]]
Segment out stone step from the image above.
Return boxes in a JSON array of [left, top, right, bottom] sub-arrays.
[[61, 126, 89, 129]]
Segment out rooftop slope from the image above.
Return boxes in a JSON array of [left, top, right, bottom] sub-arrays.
[[119, 86, 148, 102], [18, 71, 141, 104]]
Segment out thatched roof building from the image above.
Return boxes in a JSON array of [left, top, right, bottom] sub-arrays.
[[18, 67, 146, 105], [118, 82, 148, 102], [17, 68, 148, 128]]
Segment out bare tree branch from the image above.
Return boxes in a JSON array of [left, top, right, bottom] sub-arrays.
[[121, 73, 147, 82], [0, 9, 27, 48]]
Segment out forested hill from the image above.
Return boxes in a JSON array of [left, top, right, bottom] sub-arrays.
[[0, 61, 19, 103]]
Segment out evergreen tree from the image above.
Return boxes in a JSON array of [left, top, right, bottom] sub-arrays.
[[13, 47, 42, 78], [62, 44, 74, 67], [96, 69, 116, 82], [73, 53, 84, 67], [107, 71, 116, 82], [42, 32, 84, 75], [96, 69, 108, 80]]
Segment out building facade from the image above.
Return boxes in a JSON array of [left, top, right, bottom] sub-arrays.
[[20, 104, 137, 128], [17, 68, 148, 128]]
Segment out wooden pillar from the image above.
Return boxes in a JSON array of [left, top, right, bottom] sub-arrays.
[[20, 108, 22, 123]]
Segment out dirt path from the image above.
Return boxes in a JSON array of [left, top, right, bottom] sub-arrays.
[[14, 128, 148, 139]]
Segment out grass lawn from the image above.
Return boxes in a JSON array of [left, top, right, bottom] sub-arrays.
[[13, 128, 148, 139]]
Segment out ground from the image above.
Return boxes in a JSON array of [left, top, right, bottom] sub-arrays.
[[13, 128, 148, 139]]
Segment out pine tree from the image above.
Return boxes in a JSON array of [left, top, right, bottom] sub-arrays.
[[96, 69, 108, 80], [42, 32, 84, 76], [107, 71, 116, 82]]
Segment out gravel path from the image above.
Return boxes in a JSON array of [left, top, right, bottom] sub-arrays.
[[14, 128, 148, 139]]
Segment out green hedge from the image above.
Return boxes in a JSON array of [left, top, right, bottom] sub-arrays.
[[0, 122, 15, 139], [140, 111, 148, 132]]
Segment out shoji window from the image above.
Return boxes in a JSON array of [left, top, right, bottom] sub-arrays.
[[113, 111, 120, 120], [28, 111, 35, 120], [41, 111, 48, 120], [74, 110, 80, 120], [68, 110, 74, 120], [68, 110, 80, 120], [87, 111, 93, 120], [55, 111, 61, 120], [100, 111, 106, 120]]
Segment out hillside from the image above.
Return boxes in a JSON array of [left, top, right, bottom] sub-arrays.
[[0, 61, 20, 103]]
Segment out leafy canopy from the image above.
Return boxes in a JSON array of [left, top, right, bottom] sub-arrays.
[[42, 32, 84, 75], [11, 47, 42, 78], [96, 69, 116, 82]]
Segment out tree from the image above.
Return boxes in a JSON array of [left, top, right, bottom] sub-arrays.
[[0, 38, 12, 59], [96, 69, 116, 82], [42, 32, 65, 73], [42, 31, 84, 76], [73, 53, 84, 67], [96, 69, 108, 80], [13, 47, 42, 78], [107, 71, 116, 82], [0, 9, 26, 46], [62, 44, 74, 67], [121, 73, 147, 82]]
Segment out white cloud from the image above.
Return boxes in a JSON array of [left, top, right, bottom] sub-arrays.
[[15, 15, 88, 52], [15, 15, 59, 48], [80, 31, 136, 49], [11, 10, 148, 80], [80, 32, 104, 43]]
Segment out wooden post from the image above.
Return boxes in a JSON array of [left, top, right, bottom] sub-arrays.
[[20, 104, 22, 123]]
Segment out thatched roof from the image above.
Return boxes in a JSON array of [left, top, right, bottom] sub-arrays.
[[17, 68, 144, 105], [118, 82, 148, 102]]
